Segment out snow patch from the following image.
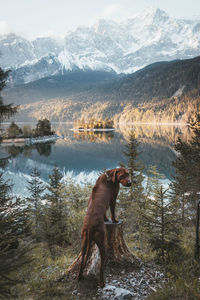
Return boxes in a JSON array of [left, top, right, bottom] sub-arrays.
[[172, 85, 185, 97], [0, 163, 99, 197]]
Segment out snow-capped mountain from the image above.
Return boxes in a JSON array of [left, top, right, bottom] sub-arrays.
[[1, 6, 200, 85]]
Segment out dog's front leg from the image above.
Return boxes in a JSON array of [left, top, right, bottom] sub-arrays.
[[104, 214, 109, 222], [110, 200, 118, 223]]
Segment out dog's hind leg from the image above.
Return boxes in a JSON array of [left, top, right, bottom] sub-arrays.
[[94, 230, 106, 288], [78, 231, 88, 280]]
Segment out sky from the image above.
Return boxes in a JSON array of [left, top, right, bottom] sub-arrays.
[[0, 0, 200, 39]]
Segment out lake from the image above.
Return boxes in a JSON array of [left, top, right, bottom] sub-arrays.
[[0, 123, 191, 197]]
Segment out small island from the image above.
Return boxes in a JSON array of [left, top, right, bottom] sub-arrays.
[[1, 119, 62, 145], [73, 118, 115, 132]]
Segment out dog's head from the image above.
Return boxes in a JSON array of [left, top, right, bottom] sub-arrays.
[[107, 168, 131, 187]]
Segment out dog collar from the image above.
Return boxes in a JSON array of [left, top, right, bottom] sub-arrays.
[[105, 172, 109, 178], [105, 172, 111, 181]]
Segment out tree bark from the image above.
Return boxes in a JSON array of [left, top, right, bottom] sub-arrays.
[[60, 220, 140, 280]]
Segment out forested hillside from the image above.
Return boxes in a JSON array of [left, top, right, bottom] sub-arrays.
[[3, 56, 200, 123]]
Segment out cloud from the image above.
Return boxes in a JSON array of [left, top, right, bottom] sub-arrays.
[[89, 3, 130, 26], [102, 4, 123, 19], [0, 21, 11, 35]]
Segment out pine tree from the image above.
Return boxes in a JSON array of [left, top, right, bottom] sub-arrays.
[[42, 166, 69, 256], [123, 132, 143, 199], [65, 179, 90, 243], [143, 167, 181, 266], [0, 172, 31, 298], [0, 67, 17, 125], [26, 168, 46, 240], [172, 114, 200, 226], [172, 114, 200, 260], [120, 132, 145, 250]]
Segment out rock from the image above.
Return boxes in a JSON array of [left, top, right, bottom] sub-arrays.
[[111, 280, 119, 284], [112, 287, 133, 300], [103, 285, 116, 292]]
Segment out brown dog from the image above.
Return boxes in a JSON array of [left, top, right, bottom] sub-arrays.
[[78, 167, 131, 287]]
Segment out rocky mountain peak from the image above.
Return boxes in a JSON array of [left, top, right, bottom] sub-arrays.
[[1, 7, 200, 85]]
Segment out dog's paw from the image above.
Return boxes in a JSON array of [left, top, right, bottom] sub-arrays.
[[104, 216, 109, 222], [112, 219, 119, 223]]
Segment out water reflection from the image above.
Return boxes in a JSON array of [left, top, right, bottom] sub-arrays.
[[73, 131, 114, 142], [4, 145, 24, 158], [117, 123, 191, 145], [1, 123, 192, 183], [3, 142, 53, 159], [34, 143, 53, 157]]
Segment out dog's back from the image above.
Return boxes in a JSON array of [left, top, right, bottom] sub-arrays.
[[83, 175, 113, 228]]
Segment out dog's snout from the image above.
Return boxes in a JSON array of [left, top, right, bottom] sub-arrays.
[[127, 180, 131, 186]]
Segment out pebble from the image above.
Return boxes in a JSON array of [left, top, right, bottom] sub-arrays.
[[98, 263, 166, 300], [112, 287, 133, 299]]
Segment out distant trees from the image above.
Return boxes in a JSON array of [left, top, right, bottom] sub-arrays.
[[34, 119, 54, 137], [22, 125, 32, 138], [3, 119, 54, 139], [115, 95, 199, 124], [74, 118, 114, 129], [6, 122, 22, 138]]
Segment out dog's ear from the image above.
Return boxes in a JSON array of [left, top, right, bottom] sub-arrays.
[[111, 169, 118, 183]]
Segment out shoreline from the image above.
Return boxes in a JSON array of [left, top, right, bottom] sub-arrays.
[[2, 122, 188, 126], [117, 121, 187, 126], [71, 128, 115, 132], [1, 134, 63, 146]]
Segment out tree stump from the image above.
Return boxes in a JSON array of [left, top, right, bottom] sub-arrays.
[[60, 220, 140, 281]]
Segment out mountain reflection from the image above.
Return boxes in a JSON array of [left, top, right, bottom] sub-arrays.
[[1, 123, 192, 180], [117, 123, 192, 145]]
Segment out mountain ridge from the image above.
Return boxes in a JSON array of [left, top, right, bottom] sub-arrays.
[[1, 7, 200, 85]]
